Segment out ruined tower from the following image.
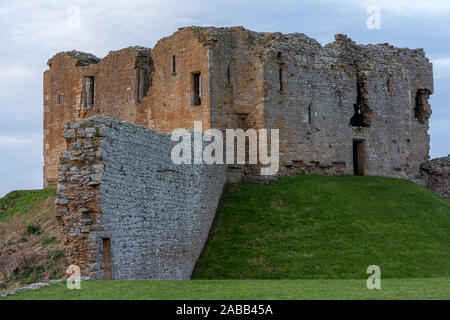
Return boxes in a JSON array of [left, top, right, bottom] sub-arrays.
[[44, 27, 433, 188], [45, 26, 435, 280]]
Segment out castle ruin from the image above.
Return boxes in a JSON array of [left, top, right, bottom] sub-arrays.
[[44, 27, 445, 280], [44, 26, 434, 187]]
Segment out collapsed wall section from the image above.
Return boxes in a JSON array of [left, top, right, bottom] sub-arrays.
[[419, 155, 450, 201], [55, 117, 227, 280]]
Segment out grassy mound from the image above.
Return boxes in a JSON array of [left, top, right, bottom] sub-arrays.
[[192, 175, 450, 280], [0, 189, 66, 292]]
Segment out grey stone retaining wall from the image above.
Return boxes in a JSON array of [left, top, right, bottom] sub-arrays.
[[56, 117, 227, 280]]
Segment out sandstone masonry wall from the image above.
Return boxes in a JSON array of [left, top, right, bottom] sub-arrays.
[[45, 26, 435, 187], [44, 47, 152, 188], [143, 28, 212, 132], [55, 117, 227, 279]]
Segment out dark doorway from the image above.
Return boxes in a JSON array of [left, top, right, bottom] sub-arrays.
[[353, 140, 364, 176], [102, 238, 112, 280]]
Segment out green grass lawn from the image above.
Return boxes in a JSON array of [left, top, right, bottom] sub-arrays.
[[193, 175, 450, 280], [1, 175, 449, 300], [2, 278, 449, 300]]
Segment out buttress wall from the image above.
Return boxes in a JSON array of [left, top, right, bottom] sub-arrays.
[[55, 117, 226, 279]]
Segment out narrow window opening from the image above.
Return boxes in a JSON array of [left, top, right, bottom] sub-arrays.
[[414, 89, 431, 124], [353, 140, 364, 176], [56, 92, 62, 105], [227, 65, 231, 85], [193, 72, 201, 106], [387, 77, 393, 94], [279, 68, 283, 92], [172, 55, 176, 74], [102, 238, 112, 280], [82, 76, 95, 109], [308, 103, 312, 125], [136, 69, 150, 103]]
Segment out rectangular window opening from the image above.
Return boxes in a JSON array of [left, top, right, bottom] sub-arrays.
[[82, 76, 95, 109], [172, 55, 176, 74], [193, 72, 201, 106], [414, 89, 431, 124], [308, 103, 312, 125], [136, 69, 149, 103], [279, 68, 283, 92]]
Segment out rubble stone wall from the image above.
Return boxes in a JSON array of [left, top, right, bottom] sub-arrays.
[[55, 117, 227, 279], [259, 33, 433, 179], [420, 155, 450, 200]]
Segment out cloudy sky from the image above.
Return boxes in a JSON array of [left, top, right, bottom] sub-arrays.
[[0, 0, 449, 196]]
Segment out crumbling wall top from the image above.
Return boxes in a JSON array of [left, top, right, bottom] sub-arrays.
[[47, 50, 101, 67], [47, 46, 151, 70]]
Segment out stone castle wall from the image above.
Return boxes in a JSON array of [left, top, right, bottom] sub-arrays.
[[45, 26, 434, 186], [44, 47, 152, 188], [143, 28, 212, 132], [55, 117, 227, 279], [419, 155, 450, 200], [260, 33, 433, 179]]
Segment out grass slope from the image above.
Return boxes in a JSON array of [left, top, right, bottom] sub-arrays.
[[0, 189, 56, 222], [1, 176, 449, 300], [192, 175, 450, 280], [0, 189, 66, 291], [2, 278, 449, 300]]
